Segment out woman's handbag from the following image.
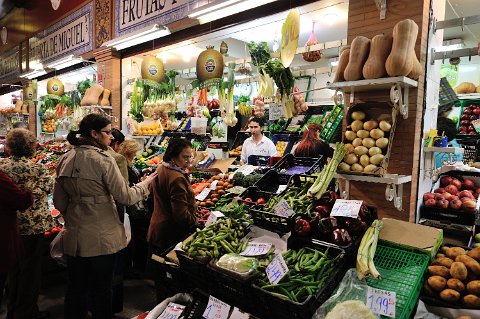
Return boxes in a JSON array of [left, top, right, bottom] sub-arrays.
[[50, 228, 66, 265]]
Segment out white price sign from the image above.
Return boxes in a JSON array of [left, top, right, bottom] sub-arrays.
[[273, 199, 295, 217], [204, 211, 224, 227], [266, 254, 289, 284], [367, 287, 396, 318], [276, 185, 287, 194], [240, 242, 273, 256], [158, 302, 185, 319], [210, 180, 218, 190], [202, 296, 231, 319], [195, 187, 211, 201], [330, 199, 363, 218], [269, 103, 285, 121]]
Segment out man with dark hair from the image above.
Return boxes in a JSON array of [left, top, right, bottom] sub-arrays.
[[240, 116, 276, 165], [437, 116, 457, 142]]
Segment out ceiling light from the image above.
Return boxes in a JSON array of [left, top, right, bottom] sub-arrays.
[[323, 13, 339, 25], [1, 27, 7, 45], [46, 54, 83, 70], [102, 24, 170, 50], [188, 0, 277, 24]]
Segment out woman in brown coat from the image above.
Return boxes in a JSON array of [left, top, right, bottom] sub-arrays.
[[147, 138, 197, 301], [53, 114, 157, 319]]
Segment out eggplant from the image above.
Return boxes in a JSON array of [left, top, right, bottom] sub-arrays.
[[331, 228, 353, 246], [319, 191, 339, 207], [358, 204, 374, 224], [313, 205, 330, 218], [344, 218, 368, 236], [318, 217, 338, 237]]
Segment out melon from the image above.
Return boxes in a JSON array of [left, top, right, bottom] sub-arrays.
[[24, 85, 35, 100], [196, 46, 224, 82], [47, 78, 64, 96], [141, 55, 165, 83], [280, 9, 300, 68]]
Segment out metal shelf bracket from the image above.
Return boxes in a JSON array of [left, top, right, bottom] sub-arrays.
[[390, 83, 409, 119], [374, 0, 387, 20]]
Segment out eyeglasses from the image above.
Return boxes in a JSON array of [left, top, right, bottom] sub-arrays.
[[100, 130, 112, 135]]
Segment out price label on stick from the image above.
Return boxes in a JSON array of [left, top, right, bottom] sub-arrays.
[[202, 296, 231, 319], [240, 242, 273, 256], [273, 199, 295, 217], [158, 302, 185, 319], [269, 103, 285, 121], [330, 199, 363, 218], [266, 254, 289, 284], [276, 185, 287, 194], [210, 180, 218, 190], [204, 211, 224, 227], [366, 287, 396, 318], [195, 187, 211, 201]]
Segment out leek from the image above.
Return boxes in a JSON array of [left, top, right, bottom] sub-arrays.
[[356, 220, 384, 280]]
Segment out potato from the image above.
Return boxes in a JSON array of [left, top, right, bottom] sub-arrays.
[[466, 280, 480, 295], [442, 247, 467, 260], [436, 253, 446, 258], [440, 289, 461, 302], [463, 294, 480, 308], [428, 276, 447, 291], [456, 255, 480, 275], [450, 262, 468, 280], [467, 247, 480, 262], [447, 278, 466, 292], [432, 257, 454, 268], [428, 265, 450, 278]]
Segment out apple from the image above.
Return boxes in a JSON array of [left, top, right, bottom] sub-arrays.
[[468, 126, 476, 132], [460, 120, 470, 126], [436, 199, 449, 209], [464, 109, 472, 115], [425, 198, 436, 207], [461, 114, 470, 121], [459, 190, 474, 198], [473, 108, 480, 116], [435, 194, 446, 201], [423, 193, 436, 202], [461, 197, 472, 203], [475, 188, 480, 195], [462, 200, 477, 213], [444, 184, 458, 195], [469, 131, 477, 135], [440, 176, 453, 187], [450, 179, 462, 190], [434, 188, 446, 194], [470, 115, 478, 121], [462, 179, 476, 190], [450, 195, 459, 201], [450, 199, 462, 210]]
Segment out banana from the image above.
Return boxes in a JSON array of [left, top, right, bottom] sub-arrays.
[[202, 107, 211, 119]]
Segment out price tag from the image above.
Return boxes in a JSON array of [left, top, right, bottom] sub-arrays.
[[367, 287, 396, 318], [205, 211, 225, 227], [273, 199, 295, 217], [266, 254, 289, 284], [202, 296, 231, 319], [158, 302, 185, 319], [210, 180, 218, 190], [240, 242, 273, 256], [195, 187, 211, 201], [472, 119, 480, 133], [229, 307, 249, 319], [330, 199, 363, 218], [269, 103, 285, 121], [276, 185, 287, 194], [239, 166, 255, 176]]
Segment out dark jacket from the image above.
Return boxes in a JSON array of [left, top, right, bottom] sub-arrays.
[[0, 171, 33, 272], [147, 164, 196, 251]]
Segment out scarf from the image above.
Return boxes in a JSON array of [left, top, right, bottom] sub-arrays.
[[162, 161, 187, 175], [77, 137, 108, 151]]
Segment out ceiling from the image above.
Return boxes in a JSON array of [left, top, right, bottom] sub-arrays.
[[444, 0, 480, 46], [0, 0, 14, 20]]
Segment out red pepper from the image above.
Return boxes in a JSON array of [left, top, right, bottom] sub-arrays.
[[294, 219, 311, 237]]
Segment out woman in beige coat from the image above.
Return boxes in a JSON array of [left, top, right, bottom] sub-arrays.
[[53, 114, 156, 319]]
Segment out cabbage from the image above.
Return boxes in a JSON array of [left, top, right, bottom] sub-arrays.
[[325, 300, 375, 319]]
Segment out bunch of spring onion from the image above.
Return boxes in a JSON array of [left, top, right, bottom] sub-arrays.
[[356, 219, 384, 280], [307, 143, 347, 199]]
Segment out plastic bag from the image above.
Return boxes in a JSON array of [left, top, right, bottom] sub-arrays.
[[124, 212, 131, 245], [50, 228, 66, 265], [216, 253, 259, 275], [314, 268, 380, 319], [145, 293, 192, 319]]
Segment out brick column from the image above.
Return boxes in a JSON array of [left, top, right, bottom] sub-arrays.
[[345, 0, 431, 221], [94, 47, 121, 129]]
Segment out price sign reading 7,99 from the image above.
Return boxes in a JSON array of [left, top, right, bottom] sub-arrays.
[[366, 287, 396, 318]]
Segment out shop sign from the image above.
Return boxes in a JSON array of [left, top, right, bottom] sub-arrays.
[[29, 3, 93, 66], [114, 0, 193, 37], [0, 48, 19, 83]]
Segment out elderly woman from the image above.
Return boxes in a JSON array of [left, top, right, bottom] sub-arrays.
[[0, 128, 55, 319]]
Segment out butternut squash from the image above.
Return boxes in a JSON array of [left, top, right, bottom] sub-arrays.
[[21, 102, 29, 114], [339, 45, 350, 55], [408, 53, 423, 80], [100, 89, 111, 106], [363, 34, 392, 79], [386, 19, 418, 77], [80, 83, 105, 106], [455, 82, 476, 94], [333, 48, 350, 83], [13, 100, 22, 113], [344, 36, 371, 81]]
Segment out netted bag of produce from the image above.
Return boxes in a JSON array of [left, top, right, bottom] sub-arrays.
[[302, 21, 323, 62], [314, 268, 380, 319]]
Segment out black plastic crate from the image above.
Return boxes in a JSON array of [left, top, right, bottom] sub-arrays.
[[181, 289, 211, 319], [252, 239, 346, 319], [229, 131, 250, 151], [239, 186, 273, 206], [249, 206, 295, 235], [247, 155, 271, 166], [273, 153, 325, 175], [458, 139, 480, 164], [176, 251, 211, 290], [254, 169, 292, 194], [439, 77, 459, 109], [419, 205, 476, 226]]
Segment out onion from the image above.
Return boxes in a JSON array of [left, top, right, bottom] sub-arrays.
[[360, 154, 370, 167], [376, 137, 389, 149], [345, 131, 356, 141], [344, 154, 358, 165], [362, 138, 375, 148], [354, 146, 368, 156], [356, 130, 370, 139], [370, 129, 385, 139], [368, 147, 382, 156], [351, 111, 366, 120], [364, 164, 378, 173], [351, 120, 364, 132], [352, 138, 363, 147], [379, 120, 391, 132], [345, 143, 355, 153], [363, 120, 378, 131], [338, 162, 351, 172], [370, 154, 384, 165], [351, 163, 364, 172]]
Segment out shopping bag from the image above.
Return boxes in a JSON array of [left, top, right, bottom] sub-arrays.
[[50, 228, 66, 265], [124, 212, 131, 245]]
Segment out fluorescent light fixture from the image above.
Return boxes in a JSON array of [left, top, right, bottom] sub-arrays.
[[20, 68, 47, 79], [330, 57, 339, 67], [103, 24, 170, 50], [323, 13, 339, 25], [438, 38, 465, 52], [188, 0, 277, 24], [46, 54, 84, 70]]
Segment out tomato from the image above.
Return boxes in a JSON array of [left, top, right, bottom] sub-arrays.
[[256, 198, 266, 205], [245, 198, 253, 202]]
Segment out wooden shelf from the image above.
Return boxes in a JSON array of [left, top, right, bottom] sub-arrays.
[[327, 76, 418, 93], [457, 93, 480, 100], [82, 105, 112, 110]]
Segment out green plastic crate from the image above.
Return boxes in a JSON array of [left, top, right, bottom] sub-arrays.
[[366, 244, 430, 319], [320, 104, 344, 142]]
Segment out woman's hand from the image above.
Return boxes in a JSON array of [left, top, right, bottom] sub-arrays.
[[142, 172, 158, 184]]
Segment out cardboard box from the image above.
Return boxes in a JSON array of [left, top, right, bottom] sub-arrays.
[[379, 218, 443, 259], [209, 157, 236, 173]]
